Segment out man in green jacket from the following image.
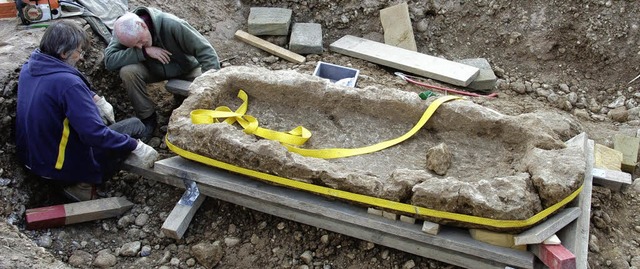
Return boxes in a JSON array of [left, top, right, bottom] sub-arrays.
[[105, 7, 221, 139]]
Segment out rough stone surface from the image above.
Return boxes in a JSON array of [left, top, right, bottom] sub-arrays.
[[425, 143, 451, 175], [167, 66, 583, 231], [191, 241, 224, 269], [289, 23, 323, 55]]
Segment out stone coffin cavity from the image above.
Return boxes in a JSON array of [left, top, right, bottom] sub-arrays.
[[167, 66, 585, 231]]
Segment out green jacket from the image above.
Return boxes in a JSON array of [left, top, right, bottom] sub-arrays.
[[104, 7, 220, 77]]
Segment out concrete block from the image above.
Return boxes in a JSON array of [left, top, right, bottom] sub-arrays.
[[382, 211, 398, 220], [289, 23, 323, 55], [421, 220, 440, 235], [613, 134, 640, 173], [367, 207, 383, 216], [456, 58, 497, 92], [247, 7, 292, 36], [399, 215, 416, 224]]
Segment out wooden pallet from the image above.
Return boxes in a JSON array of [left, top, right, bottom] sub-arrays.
[[127, 157, 534, 268], [123, 134, 594, 269]]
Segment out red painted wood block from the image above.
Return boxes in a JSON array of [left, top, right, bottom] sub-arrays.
[[25, 197, 134, 230], [539, 244, 576, 269], [25, 204, 67, 230]]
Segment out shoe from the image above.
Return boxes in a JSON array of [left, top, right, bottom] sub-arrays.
[[141, 112, 158, 141], [63, 183, 98, 202]]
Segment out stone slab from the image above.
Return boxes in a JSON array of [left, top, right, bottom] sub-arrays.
[[247, 7, 292, 36], [330, 35, 479, 86], [592, 167, 632, 191], [613, 134, 640, 173], [289, 23, 323, 55], [380, 2, 417, 51], [456, 58, 497, 91]]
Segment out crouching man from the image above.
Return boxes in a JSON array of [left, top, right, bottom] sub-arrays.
[[16, 21, 159, 202]]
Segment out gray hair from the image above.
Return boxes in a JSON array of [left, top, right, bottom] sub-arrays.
[[39, 20, 89, 60], [114, 12, 145, 41]]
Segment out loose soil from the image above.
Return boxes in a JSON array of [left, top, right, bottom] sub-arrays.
[[1, 1, 640, 268]]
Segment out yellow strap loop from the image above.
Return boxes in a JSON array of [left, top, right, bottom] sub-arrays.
[[285, 95, 460, 159], [190, 90, 311, 146]]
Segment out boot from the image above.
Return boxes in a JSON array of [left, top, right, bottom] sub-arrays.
[[63, 183, 98, 202]]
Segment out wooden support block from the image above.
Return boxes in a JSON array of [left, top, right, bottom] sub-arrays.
[[421, 220, 440, 235], [165, 79, 192, 97], [514, 207, 580, 245], [25, 197, 134, 230], [592, 167, 632, 191], [594, 143, 623, 171], [530, 244, 576, 269], [543, 234, 561, 245], [234, 30, 305, 64], [399, 215, 415, 224], [613, 134, 640, 173], [382, 211, 398, 220], [161, 190, 205, 239], [380, 2, 417, 51], [470, 229, 526, 251], [367, 207, 382, 216], [557, 135, 592, 269]]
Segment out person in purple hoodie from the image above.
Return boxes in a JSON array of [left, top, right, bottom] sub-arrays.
[[16, 21, 159, 202]]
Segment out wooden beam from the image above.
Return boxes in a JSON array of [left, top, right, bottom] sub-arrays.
[[329, 35, 479, 86], [150, 156, 534, 269], [514, 207, 581, 245], [530, 244, 576, 269], [556, 133, 592, 269], [26, 197, 134, 230], [235, 30, 305, 64], [161, 189, 205, 239], [591, 167, 632, 191]]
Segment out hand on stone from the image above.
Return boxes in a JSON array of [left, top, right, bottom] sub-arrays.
[[144, 46, 172, 64]]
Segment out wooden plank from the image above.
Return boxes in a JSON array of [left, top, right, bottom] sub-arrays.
[[514, 207, 581, 245], [380, 2, 417, 51], [469, 229, 526, 251], [530, 244, 576, 269], [161, 190, 205, 239], [235, 30, 305, 64], [25, 197, 134, 230], [329, 35, 479, 86], [165, 79, 192, 97], [151, 156, 534, 269], [594, 143, 623, 171], [592, 167, 632, 191], [556, 134, 592, 269]]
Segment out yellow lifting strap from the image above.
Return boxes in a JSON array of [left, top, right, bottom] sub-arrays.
[[190, 90, 461, 159], [165, 136, 584, 228]]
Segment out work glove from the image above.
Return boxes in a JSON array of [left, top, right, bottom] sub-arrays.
[[124, 140, 159, 168], [95, 96, 115, 125]]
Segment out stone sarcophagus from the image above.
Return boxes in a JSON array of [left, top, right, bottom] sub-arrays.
[[166, 66, 586, 232]]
